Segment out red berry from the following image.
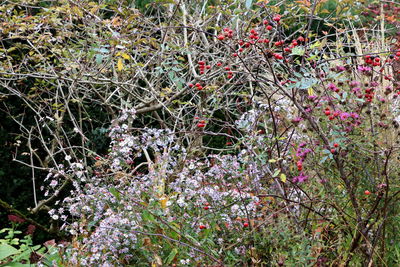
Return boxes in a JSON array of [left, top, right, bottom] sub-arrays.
[[217, 34, 225, 41], [197, 123, 205, 128], [333, 143, 339, 148], [364, 190, 371, 195], [297, 165, 303, 171], [206, 65, 211, 69], [243, 222, 249, 227], [396, 52, 400, 57], [197, 85, 203, 90], [199, 225, 206, 229], [216, 62, 222, 67], [273, 15, 281, 22], [195, 83, 201, 87], [188, 83, 194, 88], [232, 53, 238, 57], [330, 149, 336, 154], [325, 110, 331, 116], [266, 25, 273, 31], [225, 67, 231, 71], [198, 61, 205, 65], [204, 206, 209, 210]]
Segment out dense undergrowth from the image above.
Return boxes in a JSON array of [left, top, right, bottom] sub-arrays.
[[1, 0, 400, 266]]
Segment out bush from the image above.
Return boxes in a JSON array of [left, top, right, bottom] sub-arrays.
[[1, 0, 399, 266]]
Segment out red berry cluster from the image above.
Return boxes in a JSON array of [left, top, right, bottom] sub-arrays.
[[364, 55, 381, 66], [273, 14, 281, 23], [273, 53, 283, 60], [296, 161, 303, 171], [224, 66, 233, 79], [217, 27, 234, 41], [198, 60, 211, 75], [191, 82, 202, 90], [249, 28, 260, 40], [324, 108, 341, 121], [364, 87, 375, 102], [195, 117, 206, 128]]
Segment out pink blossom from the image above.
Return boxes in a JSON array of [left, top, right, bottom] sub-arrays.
[[26, 224, 36, 235], [339, 112, 350, 120], [358, 66, 371, 72], [292, 173, 309, 183], [8, 214, 25, 224], [349, 81, 361, 87]]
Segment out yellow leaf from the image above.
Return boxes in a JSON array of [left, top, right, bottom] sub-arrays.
[[308, 87, 314, 96], [117, 58, 124, 71], [160, 196, 168, 209], [121, 53, 130, 60], [280, 173, 287, 183]]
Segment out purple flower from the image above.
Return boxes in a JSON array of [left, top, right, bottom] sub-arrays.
[[299, 143, 307, 148], [349, 81, 361, 87], [327, 83, 337, 91], [339, 112, 350, 120], [292, 173, 308, 183], [291, 117, 303, 123], [358, 66, 372, 72], [336, 66, 346, 72]]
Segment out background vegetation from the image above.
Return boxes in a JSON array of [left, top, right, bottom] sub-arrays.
[[1, 0, 400, 266]]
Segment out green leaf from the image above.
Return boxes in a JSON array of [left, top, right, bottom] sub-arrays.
[[142, 210, 155, 222], [165, 248, 178, 264], [290, 46, 305, 56], [245, 0, 253, 9], [109, 187, 120, 200], [0, 263, 31, 267], [272, 169, 280, 177], [95, 54, 103, 64], [0, 244, 19, 261]]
